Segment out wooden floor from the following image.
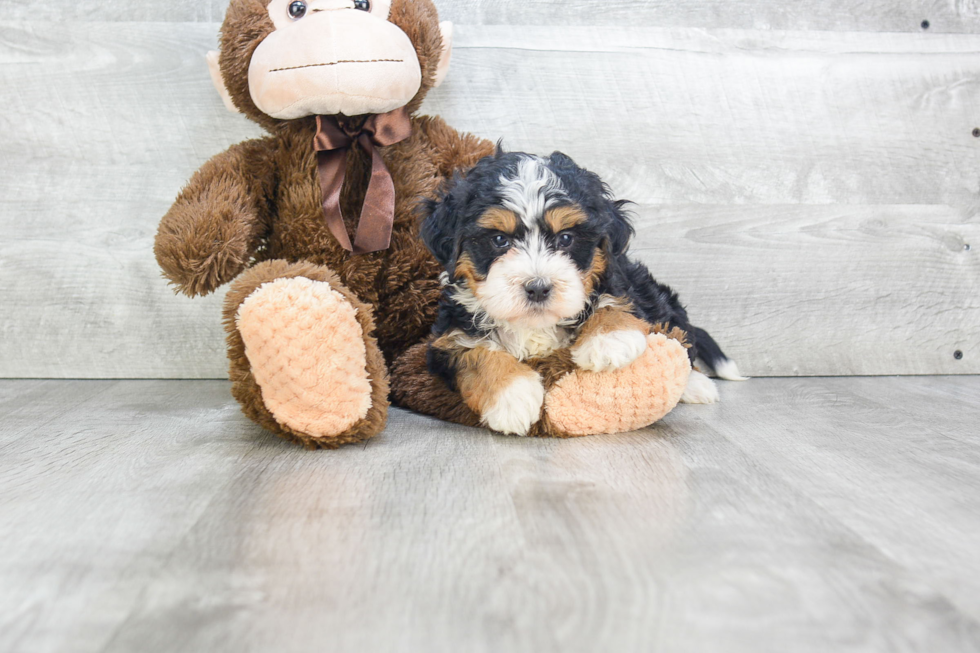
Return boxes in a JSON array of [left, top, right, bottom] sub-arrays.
[[1, 377, 979, 652]]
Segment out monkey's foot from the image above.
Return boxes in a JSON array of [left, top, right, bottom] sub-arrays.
[[236, 277, 374, 440], [544, 333, 691, 436]]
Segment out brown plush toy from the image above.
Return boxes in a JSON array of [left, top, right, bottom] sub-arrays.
[[156, 0, 692, 449]]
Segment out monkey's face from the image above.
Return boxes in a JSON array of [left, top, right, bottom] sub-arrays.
[[248, 0, 423, 118], [213, 0, 449, 125]]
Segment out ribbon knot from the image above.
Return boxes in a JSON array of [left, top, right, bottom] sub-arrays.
[[313, 107, 413, 255]]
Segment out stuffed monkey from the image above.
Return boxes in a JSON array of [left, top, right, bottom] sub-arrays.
[[156, 0, 691, 448]]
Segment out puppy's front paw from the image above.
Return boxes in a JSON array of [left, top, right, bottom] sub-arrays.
[[572, 330, 648, 372], [481, 373, 545, 436], [680, 370, 720, 404]]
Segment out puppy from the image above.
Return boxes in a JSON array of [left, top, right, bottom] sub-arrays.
[[421, 150, 746, 435]]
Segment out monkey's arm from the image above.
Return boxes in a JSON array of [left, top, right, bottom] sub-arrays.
[[154, 137, 278, 297]]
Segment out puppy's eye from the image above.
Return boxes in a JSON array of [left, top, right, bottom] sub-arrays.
[[557, 232, 574, 248], [353, 0, 371, 10], [491, 234, 510, 249], [288, 1, 307, 19]]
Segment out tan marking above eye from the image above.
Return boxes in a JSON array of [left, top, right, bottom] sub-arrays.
[[477, 207, 518, 234], [545, 205, 588, 233]]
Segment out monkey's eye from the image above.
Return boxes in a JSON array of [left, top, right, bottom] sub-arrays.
[[288, 1, 307, 19], [557, 232, 574, 248], [353, 0, 371, 10], [491, 234, 510, 249]]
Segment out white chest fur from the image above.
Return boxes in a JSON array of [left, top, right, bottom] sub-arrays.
[[492, 324, 574, 361]]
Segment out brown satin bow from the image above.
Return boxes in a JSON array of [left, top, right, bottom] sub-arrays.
[[313, 107, 413, 255]]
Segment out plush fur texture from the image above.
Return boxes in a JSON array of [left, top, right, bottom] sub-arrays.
[[222, 259, 390, 449], [157, 0, 497, 448], [547, 332, 691, 435], [237, 277, 374, 437], [157, 114, 495, 360], [157, 0, 708, 446]]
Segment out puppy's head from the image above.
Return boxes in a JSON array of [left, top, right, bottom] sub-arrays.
[[422, 150, 634, 329]]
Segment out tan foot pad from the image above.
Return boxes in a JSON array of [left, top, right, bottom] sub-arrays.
[[236, 277, 373, 438], [544, 333, 692, 436]]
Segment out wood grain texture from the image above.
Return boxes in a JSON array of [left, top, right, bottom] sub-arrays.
[[0, 22, 260, 379], [436, 27, 980, 206], [1, 377, 979, 652], [715, 375, 980, 621], [3, 0, 230, 22], [12, 0, 980, 33], [632, 204, 979, 376], [1, 22, 979, 378], [434, 0, 980, 33]]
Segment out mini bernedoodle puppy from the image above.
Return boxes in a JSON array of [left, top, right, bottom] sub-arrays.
[[421, 150, 746, 435]]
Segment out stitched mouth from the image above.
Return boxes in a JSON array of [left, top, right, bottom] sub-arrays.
[[270, 59, 404, 73]]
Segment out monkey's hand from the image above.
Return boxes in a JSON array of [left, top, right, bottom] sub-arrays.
[[570, 305, 653, 373], [154, 139, 275, 297]]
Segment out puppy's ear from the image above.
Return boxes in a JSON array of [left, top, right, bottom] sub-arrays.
[[494, 140, 507, 158], [549, 151, 610, 205], [605, 199, 635, 256], [547, 151, 635, 255], [547, 151, 577, 170], [420, 189, 460, 275]]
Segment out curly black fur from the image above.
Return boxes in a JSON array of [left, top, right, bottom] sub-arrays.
[[421, 148, 733, 371]]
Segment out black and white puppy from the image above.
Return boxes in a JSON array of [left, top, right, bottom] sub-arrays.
[[421, 149, 746, 435]]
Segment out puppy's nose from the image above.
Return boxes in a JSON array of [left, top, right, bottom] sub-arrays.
[[524, 279, 552, 304]]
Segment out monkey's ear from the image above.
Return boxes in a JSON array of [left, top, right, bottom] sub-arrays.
[[206, 50, 241, 114], [431, 22, 454, 88]]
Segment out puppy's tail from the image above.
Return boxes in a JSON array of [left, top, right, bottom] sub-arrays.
[[692, 326, 749, 381]]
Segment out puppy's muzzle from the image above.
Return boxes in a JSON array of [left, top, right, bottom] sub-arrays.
[[524, 278, 553, 304]]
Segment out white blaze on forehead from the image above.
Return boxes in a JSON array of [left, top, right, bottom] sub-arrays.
[[498, 156, 566, 229], [517, 230, 561, 278]]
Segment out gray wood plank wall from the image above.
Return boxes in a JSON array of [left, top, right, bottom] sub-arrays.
[[11, 0, 980, 32], [1, 3, 978, 379]]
